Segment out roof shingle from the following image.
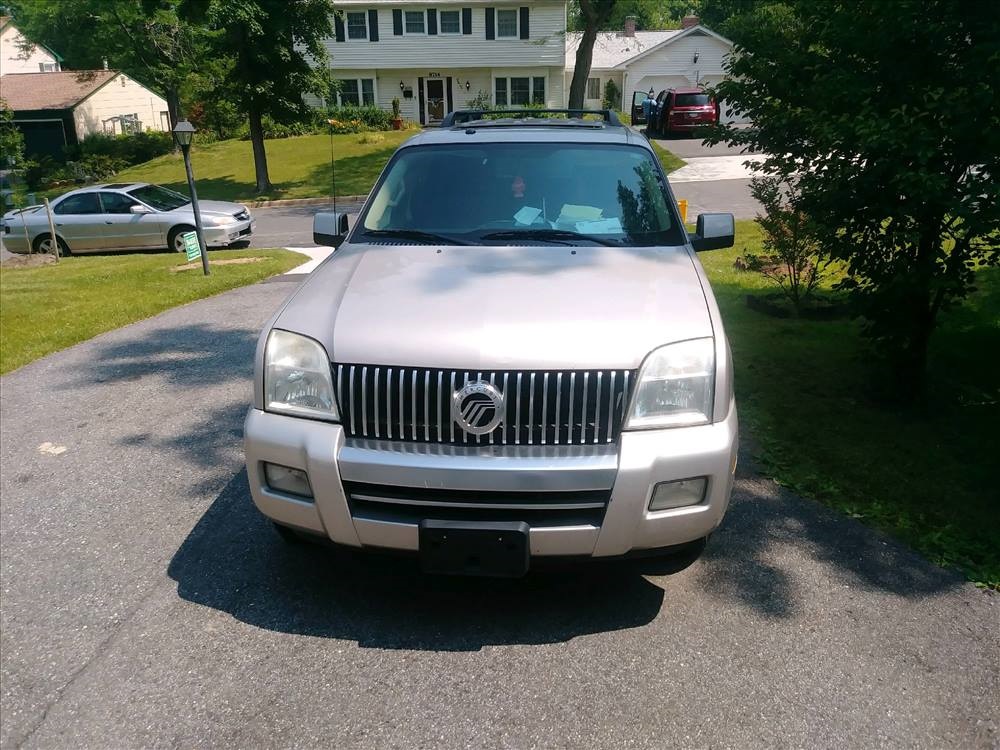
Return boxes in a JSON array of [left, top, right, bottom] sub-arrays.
[[1, 70, 117, 110]]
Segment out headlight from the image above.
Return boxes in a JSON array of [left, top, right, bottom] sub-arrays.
[[626, 339, 715, 429], [205, 215, 234, 226], [264, 330, 339, 421]]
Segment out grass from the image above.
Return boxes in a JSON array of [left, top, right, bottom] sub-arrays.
[[111, 130, 685, 203], [115, 131, 414, 202], [0, 248, 302, 374], [701, 221, 999, 588], [652, 141, 687, 173]]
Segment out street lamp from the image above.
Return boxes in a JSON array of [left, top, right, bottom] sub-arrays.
[[172, 119, 210, 276]]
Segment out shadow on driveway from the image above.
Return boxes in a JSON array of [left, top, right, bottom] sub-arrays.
[[167, 470, 669, 651]]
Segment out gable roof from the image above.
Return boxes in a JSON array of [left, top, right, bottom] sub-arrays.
[[565, 31, 681, 70], [565, 25, 734, 71], [0, 17, 65, 62], [1, 70, 118, 110]]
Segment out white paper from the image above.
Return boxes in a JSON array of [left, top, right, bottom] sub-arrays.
[[513, 206, 543, 225], [573, 218, 623, 234]]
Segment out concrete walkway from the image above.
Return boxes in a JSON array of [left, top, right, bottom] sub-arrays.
[[669, 154, 767, 183]]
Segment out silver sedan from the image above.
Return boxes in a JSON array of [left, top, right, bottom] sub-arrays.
[[1, 182, 254, 255]]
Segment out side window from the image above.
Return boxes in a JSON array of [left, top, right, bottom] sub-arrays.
[[99, 192, 138, 214], [53, 193, 101, 215]]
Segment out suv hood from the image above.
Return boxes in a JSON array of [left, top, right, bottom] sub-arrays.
[[274, 243, 713, 371]]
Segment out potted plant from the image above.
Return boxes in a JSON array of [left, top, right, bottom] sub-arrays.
[[391, 97, 403, 130]]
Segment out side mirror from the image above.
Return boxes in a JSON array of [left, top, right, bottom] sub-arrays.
[[130, 204, 153, 214], [690, 212, 735, 252], [313, 211, 350, 246]]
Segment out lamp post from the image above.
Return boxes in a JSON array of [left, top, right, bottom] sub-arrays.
[[172, 120, 210, 276]]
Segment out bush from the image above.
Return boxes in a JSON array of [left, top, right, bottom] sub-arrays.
[[236, 116, 315, 140], [602, 79, 621, 111], [326, 105, 393, 131], [67, 131, 173, 167]]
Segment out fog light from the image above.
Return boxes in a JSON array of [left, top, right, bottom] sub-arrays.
[[263, 462, 313, 498], [649, 477, 707, 511]]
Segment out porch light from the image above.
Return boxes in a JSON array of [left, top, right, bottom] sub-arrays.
[[399, 80, 405, 90], [693, 50, 700, 63]]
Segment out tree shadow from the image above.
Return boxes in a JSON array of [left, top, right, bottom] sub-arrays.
[[167, 469, 668, 651]]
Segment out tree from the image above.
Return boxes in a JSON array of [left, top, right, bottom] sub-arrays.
[[207, 0, 332, 193], [567, 0, 618, 109], [569, 0, 695, 31], [7, 0, 215, 132], [708, 0, 1000, 397]]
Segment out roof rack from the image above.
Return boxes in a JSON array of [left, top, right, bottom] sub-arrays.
[[441, 109, 623, 128]]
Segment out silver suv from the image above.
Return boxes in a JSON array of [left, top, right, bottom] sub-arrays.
[[245, 109, 738, 576]]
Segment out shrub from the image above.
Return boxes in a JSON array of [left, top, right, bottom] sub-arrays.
[[602, 79, 621, 111], [236, 116, 314, 140], [747, 175, 832, 315], [326, 105, 393, 131], [465, 90, 492, 110], [68, 131, 173, 166]]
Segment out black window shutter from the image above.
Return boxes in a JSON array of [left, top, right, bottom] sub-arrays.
[[462, 8, 472, 34], [418, 77, 425, 125], [485, 8, 495, 39], [392, 9, 403, 35], [427, 8, 437, 35], [519, 7, 529, 39], [334, 14, 345, 42], [368, 9, 379, 41], [446, 76, 453, 112]]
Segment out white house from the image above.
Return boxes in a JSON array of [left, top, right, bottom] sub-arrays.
[[566, 15, 746, 123], [0, 15, 61, 74], [321, 0, 567, 125], [3, 70, 170, 159]]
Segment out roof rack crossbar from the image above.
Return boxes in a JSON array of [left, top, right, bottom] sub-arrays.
[[441, 108, 623, 128]]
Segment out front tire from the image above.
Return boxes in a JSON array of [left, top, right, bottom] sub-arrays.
[[168, 225, 197, 254], [32, 233, 70, 256]]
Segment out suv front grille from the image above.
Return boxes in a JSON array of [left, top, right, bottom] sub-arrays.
[[334, 365, 635, 446], [344, 481, 610, 527]]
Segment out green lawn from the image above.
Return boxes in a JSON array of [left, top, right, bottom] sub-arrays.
[[0, 249, 302, 374], [651, 141, 687, 173], [115, 131, 414, 202], [702, 221, 999, 588], [112, 130, 685, 203]]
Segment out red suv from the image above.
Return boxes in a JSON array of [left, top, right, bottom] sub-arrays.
[[650, 88, 719, 137]]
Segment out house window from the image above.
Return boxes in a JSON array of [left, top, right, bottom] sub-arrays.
[[533, 76, 546, 104], [404, 10, 425, 34], [494, 78, 508, 107], [38, 62, 57, 72], [496, 9, 518, 37], [494, 77, 545, 107], [510, 77, 530, 105], [338, 79, 376, 106], [586, 77, 600, 100], [346, 11, 368, 39], [160, 111, 170, 130], [439, 9, 461, 34]]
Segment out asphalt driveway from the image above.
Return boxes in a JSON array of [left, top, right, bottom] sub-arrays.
[[0, 280, 996, 748]]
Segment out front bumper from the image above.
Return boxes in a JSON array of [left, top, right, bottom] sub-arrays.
[[244, 402, 738, 559], [203, 218, 254, 247]]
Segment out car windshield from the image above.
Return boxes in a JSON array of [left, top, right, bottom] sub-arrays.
[[359, 143, 683, 247], [674, 93, 712, 107], [127, 184, 190, 211]]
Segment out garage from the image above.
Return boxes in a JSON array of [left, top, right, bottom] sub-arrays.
[[12, 117, 71, 160]]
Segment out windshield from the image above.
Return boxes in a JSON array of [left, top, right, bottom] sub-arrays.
[[359, 143, 683, 246], [127, 184, 190, 211], [674, 93, 712, 107]]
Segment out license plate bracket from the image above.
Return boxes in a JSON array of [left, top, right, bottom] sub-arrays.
[[419, 520, 530, 577]]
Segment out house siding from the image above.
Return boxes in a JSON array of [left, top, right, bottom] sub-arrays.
[[622, 31, 730, 92], [0, 24, 60, 75], [323, 2, 566, 70], [72, 74, 169, 138]]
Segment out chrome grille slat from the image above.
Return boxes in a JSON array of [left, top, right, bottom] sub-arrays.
[[334, 364, 635, 447]]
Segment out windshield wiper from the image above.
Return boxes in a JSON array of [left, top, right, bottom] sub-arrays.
[[362, 229, 465, 245], [479, 229, 621, 246]]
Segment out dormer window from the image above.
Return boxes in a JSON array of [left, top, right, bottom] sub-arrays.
[[346, 11, 368, 40]]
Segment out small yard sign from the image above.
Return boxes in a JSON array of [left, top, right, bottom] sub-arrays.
[[182, 232, 201, 263]]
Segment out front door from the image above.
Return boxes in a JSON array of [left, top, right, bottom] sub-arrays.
[[425, 78, 445, 122]]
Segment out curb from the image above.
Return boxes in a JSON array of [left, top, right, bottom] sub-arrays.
[[245, 195, 368, 209]]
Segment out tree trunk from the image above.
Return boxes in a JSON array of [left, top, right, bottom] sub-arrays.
[[166, 88, 183, 153], [248, 104, 273, 194], [568, 24, 598, 109]]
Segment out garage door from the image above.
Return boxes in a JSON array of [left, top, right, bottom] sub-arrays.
[[631, 75, 690, 100], [16, 120, 69, 160], [697, 77, 751, 125]]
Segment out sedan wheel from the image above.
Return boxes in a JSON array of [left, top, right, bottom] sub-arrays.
[[168, 225, 197, 254], [32, 234, 69, 256]]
